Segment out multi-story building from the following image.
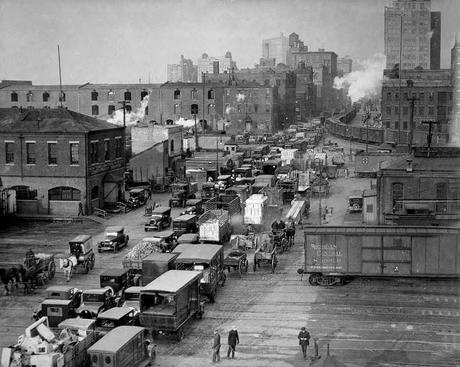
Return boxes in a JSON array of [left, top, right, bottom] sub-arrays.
[[262, 33, 289, 66], [197, 52, 237, 76], [286, 33, 309, 69], [294, 62, 316, 121], [450, 33, 460, 145], [0, 108, 125, 216], [337, 56, 353, 76], [167, 55, 198, 82], [381, 69, 452, 145], [384, 0, 439, 70]]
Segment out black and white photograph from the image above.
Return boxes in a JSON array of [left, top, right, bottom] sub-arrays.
[[0, 0, 459, 365]]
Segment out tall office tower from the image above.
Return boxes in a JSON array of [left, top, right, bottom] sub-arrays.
[[262, 33, 289, 65], [430, 11, 441, 70], [384, 0, 433, 70], [450, 34, 460, 146]]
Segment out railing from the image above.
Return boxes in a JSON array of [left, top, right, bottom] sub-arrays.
[[93, 208, 107, 218]]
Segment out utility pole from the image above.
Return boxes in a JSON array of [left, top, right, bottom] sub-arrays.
[[407, 93, 419, 152], [57, 45, 63, 108], [201, 72, 207, 152], [421, 120, 440, 158], [318, 161, 322, 225], [118, 101, 128, 127], [216, 132, 219, 177]]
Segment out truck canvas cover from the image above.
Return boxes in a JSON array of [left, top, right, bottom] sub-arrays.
[[142, 270, 202, 293]]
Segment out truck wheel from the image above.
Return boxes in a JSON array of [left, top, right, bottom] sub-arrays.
[[176, 327, 184, 341], [84, 262, 90, 274], [90, 254, 95, 269], [209, 291, 216, 303], [221, 273, 226, 287]]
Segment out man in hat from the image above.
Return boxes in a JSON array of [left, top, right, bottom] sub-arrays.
[[212, 329, 221, 363], [227, 326, 239, 359], [297, 326, 310, 359]]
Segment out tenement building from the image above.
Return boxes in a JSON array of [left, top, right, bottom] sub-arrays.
[[0, 108, 125, 216]]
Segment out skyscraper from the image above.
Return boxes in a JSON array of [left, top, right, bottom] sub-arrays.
[[450, 33, 460, 145], [262, 33, 289, 65], [384, 0, 434, 70], [430, 11, 441, 70]]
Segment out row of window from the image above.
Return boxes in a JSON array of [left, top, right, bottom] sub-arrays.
[[385, 91, 449, 101], [4, 138, 123, 165], [91, 104, 143, 116], [11, 91, 67, 103], [91, 90, 147, 101], [392, 182, 448, 212], [384, 105, 439, 116], [10, 90, 145, 103], [174, 89, 215, 100], [384, 120, 443, 132], [11, 185, 81, 201]]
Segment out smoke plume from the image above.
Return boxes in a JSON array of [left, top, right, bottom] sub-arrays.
[[107, 92, 150, 126], [333, 54, 386, 103], [236, 93, 245, 102], [427, 30, 434, 40], [175, 117, 198, 128], [225, 106, 235, 115]]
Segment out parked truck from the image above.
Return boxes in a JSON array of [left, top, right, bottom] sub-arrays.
[[169, 181, 198, 207], [198, 210, 231, 243]]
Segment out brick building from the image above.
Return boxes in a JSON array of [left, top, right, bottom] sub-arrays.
[[0, 108, 125, 216], [377, 147, 460, 226], [129, 141, 168, 185], [381, 69, 452, 145]]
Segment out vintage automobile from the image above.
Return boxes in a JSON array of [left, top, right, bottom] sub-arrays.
[[180, 199, 204, 216], [174, 244, 226, 303], [76, 288, 118, 319], [127, 188, 148, 208], [145, 206, 172, 231], [215, 175, 233, 191], [177, 233, 200, 244], [139, 270, 204, 340], [97, 226, 129, 253], [120, 286, 142, 312], [202, 182, 216, 200], [32, 285, 83, 323], [64, 234, 95, 275], [348, 190, 364, 212], [95, 307, 138, 334], [99, 268, 132, 295], [148, 230, 178, 253], [172, 214, 198, 237]]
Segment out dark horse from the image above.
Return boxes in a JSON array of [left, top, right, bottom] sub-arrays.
[[0, 267, 21, 295]]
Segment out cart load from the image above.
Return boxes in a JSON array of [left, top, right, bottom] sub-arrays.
[[198, 209, 231, 243], [229, 234, 254, 250], [285, 199, 308, 224], [122, 238, 164, 270]]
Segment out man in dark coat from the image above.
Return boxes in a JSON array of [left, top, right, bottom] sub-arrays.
[[227, 326, 239, 359], [298, 326, 310, 359], [212, 329, 221, 363]]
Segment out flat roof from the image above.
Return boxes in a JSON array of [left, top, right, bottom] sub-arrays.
[[175, 244, 223, 263], [382, 156, 460, 172], [88, 326, 145, 353], [69, 234, 91, 243], [58, 318, 96, 330], [97, 307, 133, 320], [141, 270, 202, 293], [173, 214, 197, 221], [303, 226, 460, 236], [46, 285, 75, 293], [100, 268, 128, 277], [41, 299, 72, 306]]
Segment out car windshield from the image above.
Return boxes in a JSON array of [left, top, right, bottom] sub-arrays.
[[83, 293, 103, 302], [105, 233, 118, 239], [151, 215, 162, 220], [97, 319, 116, 328]]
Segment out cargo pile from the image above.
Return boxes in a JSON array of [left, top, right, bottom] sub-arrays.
[[123, 239, 163, 270]]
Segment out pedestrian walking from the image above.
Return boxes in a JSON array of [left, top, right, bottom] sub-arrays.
[[298, 326, 310, 360], [212, 329, 221, 363], [78, 202, 84, 216], [144, 339, 156, 366], [227, 326, 239, 359]]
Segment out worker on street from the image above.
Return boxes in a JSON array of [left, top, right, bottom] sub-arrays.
[[144, 339, 156, 366], [212, 329, 221, 363], [227, 326, 239, 359], [298, 326, 310, 360]]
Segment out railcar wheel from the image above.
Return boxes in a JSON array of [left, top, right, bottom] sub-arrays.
[[308, 273, 320, 286]]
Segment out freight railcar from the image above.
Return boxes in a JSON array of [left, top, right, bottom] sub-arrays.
[[325, 118, 385, 145], [304, 226, 460, 286]]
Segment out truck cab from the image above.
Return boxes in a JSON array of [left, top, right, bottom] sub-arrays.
[[76, 288, 117, 319], [97, 226, 129, 253], [33, 286, 83, 323], [216, 175, 233, 191], [95, 307, 138, 334], [173, 214, 198, 237], [145, 206, 171, 231], [348, 190, 364, 212], [99, 268, 131, 295], [127, 188, 148, 208]]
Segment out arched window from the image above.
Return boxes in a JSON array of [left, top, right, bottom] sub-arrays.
[[174, 89, 181, 100], [170, 139, 174, 152], [91, 186, 99, 200], [108, 89, 115, 100], [26, 91, 33, 102], [11, 185, 37, 200], [11, 92, 18, 102], [91, 90, 98, 101], [207, 89, 215, 99], [124, 91, 131, 101], [392, 183, 404, 212], [191, 89, 197, 99], [49, 187, 81, 201], [436, 182, 448, 213], [141, 90, 148, 100], [42, 92, 50, 102]]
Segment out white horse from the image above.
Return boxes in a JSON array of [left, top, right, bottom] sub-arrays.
[[59, 256, 77, 282]]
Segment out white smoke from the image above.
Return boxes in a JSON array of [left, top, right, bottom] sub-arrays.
[[236, 93, 245, 102], [333, 54, 386, 103], [427, 30, 434, 40], [107, 92, 151, 126], [175, 117, 198, 128], [225, 106, 235, 115]]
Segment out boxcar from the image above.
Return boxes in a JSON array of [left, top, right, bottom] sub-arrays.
[[87, 326, 147, 367], [304, 226, 460, 286]]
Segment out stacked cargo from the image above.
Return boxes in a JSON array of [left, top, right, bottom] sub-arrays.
[[122, 238, 163, 271], [198, 210, 230, 243]]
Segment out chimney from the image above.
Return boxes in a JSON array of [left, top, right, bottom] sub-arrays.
[[406, 158, 413, 172]]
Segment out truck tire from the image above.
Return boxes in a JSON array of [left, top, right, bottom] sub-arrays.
[[48, 261, 56, 279]]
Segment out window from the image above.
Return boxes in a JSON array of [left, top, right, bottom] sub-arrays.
[[387, 92, 392, 99], [48, 143, 57, 165], [59, 92, 66, 102], [5, 142, 14, 163], [90, 141, 99, 164], [394, 121, 399, 130], [115, 137, 123, 158], [208, 103, 215, 114], [403, 92, 409, 100], [174, 104, 180, 114], [170, 139, 174, 152], [10, 92, 18, 102], [70, 143, 79, 164], [386, 106, 391, 115], [385, 120, 390, 129], [394, 106, 399, 115], [403, 106, 408, 115], [26, 91, 33, 102], [428, 106, 434, 115], [11, 185, 37, 200], [436, 182, 448, 213], [394, 92, 399, 101], [428, 92, 434, 101], [91, 90, 98, 101], [403, 121, 408, 130], [124, 91, 131, 101], [42, 92, 50, 102], [174, 89, 180, 100], [141, 90, 148, 100], [108, 105, 115, 115], [265, 104, 270, 113], [104, 139, 110, 161], [108, 89, 115, 101], [237, 104, 241, 113], [254, 104, 258, 113], [418, 106, 424, 116], [207, 89, 215, 99], [26, 142, 36, 164], [91, 186, 99, 200], [91, 105, 99, 115], [419, 92, 424, 100], [392, 183, 404, 211], [366, 204, 374, 213], [125, 104, 132, 112], [48, 187, 81, 201], [191, 89, 197, 99]]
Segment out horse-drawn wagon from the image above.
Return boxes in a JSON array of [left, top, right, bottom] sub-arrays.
[[253, 233, 278, 273]]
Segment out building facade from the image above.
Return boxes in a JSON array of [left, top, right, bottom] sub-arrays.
[[262, 33, 289, 65], [337, 57, 353, 76], [167, 55, 198, 82], [197, 52, 237, 76], [0, 108, 125, 216], [384, 0, 438, 70]]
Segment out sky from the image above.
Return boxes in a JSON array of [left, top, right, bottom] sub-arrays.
[[0, 0, 458, 85]]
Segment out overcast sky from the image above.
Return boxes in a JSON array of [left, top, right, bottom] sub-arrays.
[[0, 0, 458, 85]]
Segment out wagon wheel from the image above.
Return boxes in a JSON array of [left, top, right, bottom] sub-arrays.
[[253, 257, 257, 272], [48, 261, 56, 280], [90, 254, 95, 270], [176, 327, 184, 341], [317, 275, 339, 287], [243, 258, 249, 273], [308, 273, 320, 286], [84, 262, 90, 274], [238, 259, 244, 278], [220, 272, 226, 287], [271, 254, 278, 273]]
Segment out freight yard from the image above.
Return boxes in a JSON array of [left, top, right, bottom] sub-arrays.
[[0, 124, 459, 367]]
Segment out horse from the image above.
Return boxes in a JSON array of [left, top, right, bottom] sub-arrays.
[[0, 267, 20, 295], [59, 256, 77, 282]]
